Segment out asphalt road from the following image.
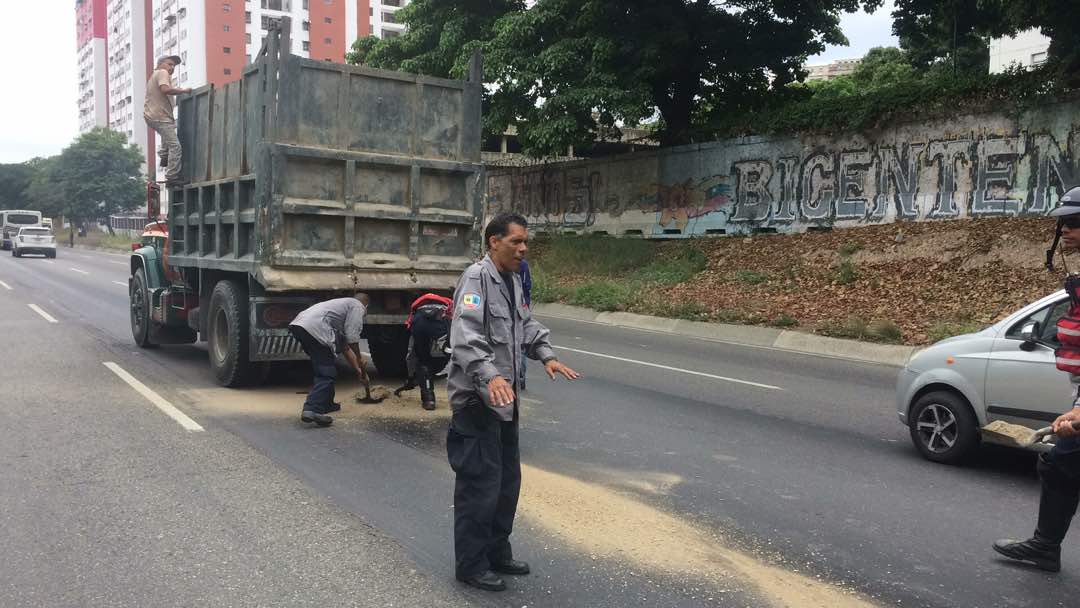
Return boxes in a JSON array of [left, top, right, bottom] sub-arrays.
[[0, 244, 1075, 607]]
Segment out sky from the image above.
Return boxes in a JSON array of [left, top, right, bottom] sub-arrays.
[[0, 1, 897, 166]]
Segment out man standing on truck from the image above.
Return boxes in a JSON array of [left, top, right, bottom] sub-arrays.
[[446, 213, 580, 592], [144, 55, 192, 186], [288, 293, 371, 427]]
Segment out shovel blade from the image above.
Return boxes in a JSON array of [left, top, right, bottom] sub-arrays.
[[981, 420, 1047, 448]]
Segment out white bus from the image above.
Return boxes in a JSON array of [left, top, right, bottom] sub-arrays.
[[1, 210, 42, 250]]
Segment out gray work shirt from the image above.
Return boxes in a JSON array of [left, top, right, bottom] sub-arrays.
[[289, 297, 366, 355], [448, 255, 556, 421]]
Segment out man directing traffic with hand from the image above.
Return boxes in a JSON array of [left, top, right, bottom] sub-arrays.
[[446, 212, 579, 592]]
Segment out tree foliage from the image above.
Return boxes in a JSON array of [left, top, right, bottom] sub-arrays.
[[20, 129, 144, 224], [351, 0, 881, 156], [347, 0, 523, 78], [0, 162, 36, 210]]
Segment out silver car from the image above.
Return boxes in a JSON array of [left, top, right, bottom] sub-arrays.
[[897, 290, 1074, 464]]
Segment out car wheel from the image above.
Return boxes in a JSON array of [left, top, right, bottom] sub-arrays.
[[909, 391, 979, 464]]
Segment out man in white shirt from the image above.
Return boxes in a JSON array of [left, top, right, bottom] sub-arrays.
[[143, 55, 191, 186]]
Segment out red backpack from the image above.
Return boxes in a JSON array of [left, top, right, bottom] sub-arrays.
[[1055, 277, 1080, 374]]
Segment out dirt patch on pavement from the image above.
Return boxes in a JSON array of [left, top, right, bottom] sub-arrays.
[[518, 465, 874, 608]]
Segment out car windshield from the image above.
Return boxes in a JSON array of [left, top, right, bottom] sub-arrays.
[[7, 214, 38, 225], [21, 228, 50, 236]]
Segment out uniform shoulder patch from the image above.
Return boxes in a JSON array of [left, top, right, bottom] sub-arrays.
[[461, 293, 482, 310]]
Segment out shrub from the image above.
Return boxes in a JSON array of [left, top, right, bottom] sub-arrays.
[[836, 259, 858, 285], [569, 282, 637, 312], [736, 270, 770, 285]]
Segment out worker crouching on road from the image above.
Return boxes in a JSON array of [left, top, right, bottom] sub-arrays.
[[399, 293, 453, 410], [446, 212, 580, 592], [288, 293, 371, 427], [995, 186, 1080, 572]]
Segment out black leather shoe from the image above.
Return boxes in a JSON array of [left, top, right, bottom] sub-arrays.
[[491, 559, 530, 575], [422, 400, 436, 410], [993, 538, 1061, 572], [457, 570, 506, 591], [326, 401, 342, 413], [301, 411, 333, 427]]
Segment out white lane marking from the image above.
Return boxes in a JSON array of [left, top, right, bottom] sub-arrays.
[[0, 279, 10, 290], [520, 397, 544, 405], [553, 345, 784, 391], [69, 267, 89, 275], [43, 260, 56, 264], [76, 254, 91, 259], [103, 362, 204, 432], [27, 303, 58, 323], [112, 280, 128, 287], [110, 261, 127, 266]]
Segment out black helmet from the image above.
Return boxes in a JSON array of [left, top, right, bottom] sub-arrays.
[[1049, 186, 1080, 217], [1047, 186, 1080, 270]]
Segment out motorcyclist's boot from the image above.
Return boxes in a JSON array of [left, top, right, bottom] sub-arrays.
[[419, 365, 436, 410]]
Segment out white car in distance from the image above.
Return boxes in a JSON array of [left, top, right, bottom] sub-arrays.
[[12, 227, 57, 258]]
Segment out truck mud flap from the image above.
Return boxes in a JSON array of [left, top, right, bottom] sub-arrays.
[[248, 297, 315, 361]]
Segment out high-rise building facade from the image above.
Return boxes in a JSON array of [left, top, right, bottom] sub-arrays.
[[80, 0, 409, 174], [106, 0, 153, 168], [989, 29, 1052, 74], [77, 0, 110, 134]]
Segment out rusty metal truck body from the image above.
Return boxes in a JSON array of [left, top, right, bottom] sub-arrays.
[[128, 20, 483, 385]]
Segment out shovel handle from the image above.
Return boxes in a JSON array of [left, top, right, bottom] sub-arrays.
[[1035, 420, 1080, 440]]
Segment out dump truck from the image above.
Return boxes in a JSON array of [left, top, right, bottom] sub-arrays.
[[128, 19, 484, 386]]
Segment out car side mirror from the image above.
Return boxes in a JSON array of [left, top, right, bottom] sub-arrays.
[[1020, 321, 1042, 351]]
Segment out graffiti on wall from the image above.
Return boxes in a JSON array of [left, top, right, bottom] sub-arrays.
[[487, 124, 1080, 236]]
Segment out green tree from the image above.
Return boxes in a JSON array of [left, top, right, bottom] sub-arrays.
[[348, 0, 524, 78], [1001, 0, 1080, 83], [48, 129, 144, 231], [892, 0, 1002, 74], [0, 161, 36, 210], [481, 0, 881, 154], [23, 157, 65, 219]]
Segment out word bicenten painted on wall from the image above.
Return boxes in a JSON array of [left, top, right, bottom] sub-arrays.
[[487, 105, 1079, 237]]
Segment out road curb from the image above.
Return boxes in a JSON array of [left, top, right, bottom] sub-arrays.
[[533, 302, 918, 367]]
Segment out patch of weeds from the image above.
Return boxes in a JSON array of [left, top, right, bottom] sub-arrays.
[[838, 242, 862, 257], [819, 316, 903, 343], [714, 308, 747, 323], [836, 258, 858, 285], [927, 320, 984, 343], [866, 319, 903, 343], [768, 314, 799, 328], [735, 270, 770, 286], [568, 282, 638, 312], [541, 235, 654, 277], [648, 300, 712, 321], [634, 243, 708, 285]]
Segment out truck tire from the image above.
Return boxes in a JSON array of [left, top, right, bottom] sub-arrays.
[[367, 324, 410, 378], [207, 279, 258, 387], [130, 267, 156, 348]]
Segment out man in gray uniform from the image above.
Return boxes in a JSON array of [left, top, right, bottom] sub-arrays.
[[446, 213, 580, 592], [288, 293, 370, 426]]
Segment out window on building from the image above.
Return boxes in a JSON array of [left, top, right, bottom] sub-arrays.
[[223, 3, 231, 12], [302, 41, 310, 51], [246, 33, 251, 43], [223, 24, 230, 32], [382, 12, 395, 24], [324, 0, 332, 4], [262, 15, 271, 28], [384, 0, 400, 6], [1032, 52, 1047, 66], [324, 16, 331, 23], [369, 7, 373, 16], [224, 47, 232, 54], [181, 51, 187, 63], [261, 0, 285, 9], [382, 28, 399, 38], [302, 21, 310, 31], [323, 37, 331, 44], [245, 11, 251, 23], [302, 0, 308, 8], [369, 25, 374, 34], [224, 68, 232, 75]]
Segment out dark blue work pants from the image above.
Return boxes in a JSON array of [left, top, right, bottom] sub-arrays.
[[289, 326, 337, 414]]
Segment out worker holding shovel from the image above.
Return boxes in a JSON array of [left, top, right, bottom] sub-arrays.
[[995, 186, 1080, 572], [288, 293, 371, 426]]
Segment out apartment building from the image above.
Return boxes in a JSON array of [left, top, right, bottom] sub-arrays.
[[989, 29, 1052, 74], [106, 0, 153, 168], [77, 0, 110, 134], [805, 58, 861, 82]]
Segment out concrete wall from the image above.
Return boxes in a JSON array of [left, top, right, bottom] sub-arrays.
[[486, 101, 1079, 237]]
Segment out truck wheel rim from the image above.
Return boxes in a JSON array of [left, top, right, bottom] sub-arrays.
[[131, 282, 145, 334], [915, 404, 958, 454], [211, 308, 229, 364]]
